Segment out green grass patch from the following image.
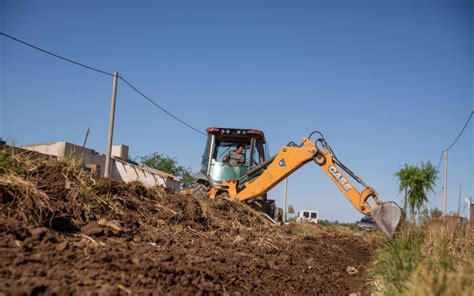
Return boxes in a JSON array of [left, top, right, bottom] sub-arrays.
[[0, 149, 26, 176], [369, 225, 424, 294]]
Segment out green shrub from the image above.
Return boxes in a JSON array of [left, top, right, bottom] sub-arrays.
[[370, 224, 424, 295], [0, 149, 26, 176]]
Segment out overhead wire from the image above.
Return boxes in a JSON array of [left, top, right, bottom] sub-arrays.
[[446, 111, 473, 151], [0, 32, 114, 77], [436, 110, 473, 179], [1, 32, 206, 137], [436, 150, 444, 174], [119, 77, 206, 136], [4, 31, 471, 141]]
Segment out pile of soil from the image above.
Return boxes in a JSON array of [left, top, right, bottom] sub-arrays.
[[0, 147, 376, 295]]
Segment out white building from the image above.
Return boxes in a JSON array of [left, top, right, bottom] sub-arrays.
[[21, 141, 180, 191]]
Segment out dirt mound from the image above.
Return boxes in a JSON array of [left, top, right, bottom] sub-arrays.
[[0, 147, 375, 295], [0, 147, 267, 232]]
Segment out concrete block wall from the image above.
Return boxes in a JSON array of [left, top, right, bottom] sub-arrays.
[[22, 141, 180, 191]]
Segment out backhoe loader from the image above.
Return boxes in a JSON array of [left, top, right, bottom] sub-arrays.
[[191, 127, 401, 238]]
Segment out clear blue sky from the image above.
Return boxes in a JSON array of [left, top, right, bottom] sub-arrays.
[[1, 0, 472, 222]]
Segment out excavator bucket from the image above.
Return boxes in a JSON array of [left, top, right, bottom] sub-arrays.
[[371, 202, 402, 238]]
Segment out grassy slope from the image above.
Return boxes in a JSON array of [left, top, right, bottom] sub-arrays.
[[369, 219, 474, 295]]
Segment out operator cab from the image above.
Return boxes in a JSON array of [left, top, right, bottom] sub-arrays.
[[198, 127, 270, 185]]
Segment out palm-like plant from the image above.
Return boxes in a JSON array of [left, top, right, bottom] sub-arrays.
[[395, 164, 416, 214], [418, 162, 437, 216], [395, 162, 437, 223]]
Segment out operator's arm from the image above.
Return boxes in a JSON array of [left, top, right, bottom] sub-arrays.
[[223, 151, 230, 162], [239, 153, 246, 164]]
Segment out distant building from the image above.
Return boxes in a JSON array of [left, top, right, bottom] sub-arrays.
[[22, 141, 180, 191]]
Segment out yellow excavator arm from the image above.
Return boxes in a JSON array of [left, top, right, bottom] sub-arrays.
[[218, 132, 401, 237]]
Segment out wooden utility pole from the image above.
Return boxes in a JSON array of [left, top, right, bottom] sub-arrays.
[[80, 128, 90, 154], [442, 149, 448, 217], [104, 72, 119, 178], [467, 197, 472, 221], [457, 184, 462, 216], [283, 178, 288, 223]]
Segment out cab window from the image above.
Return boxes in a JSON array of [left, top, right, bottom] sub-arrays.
[[214, 142, 249, 165]]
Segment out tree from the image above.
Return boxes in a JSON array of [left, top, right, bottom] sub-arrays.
[[395, 164, 417, 215], [395, 161, 437, 223], [141, 153, 195, 188]]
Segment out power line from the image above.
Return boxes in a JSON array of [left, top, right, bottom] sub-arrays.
[[436, 110, 473, 203], [120, 77, 206, 136], [436, 150, 444, 174], [1, 32, 206, 137], [0, 32, 114, 77], [436, 111, 473, 174], [446, 111, 473, 151]]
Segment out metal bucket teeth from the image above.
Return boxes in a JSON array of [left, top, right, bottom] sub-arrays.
[[371, 202, 402, 238]]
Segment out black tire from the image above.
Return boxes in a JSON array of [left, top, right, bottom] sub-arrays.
[[273, 207, 283, 222], [191, 183, 208, 199], [247, 199, 263, 212], [247, 197, 282, 221]]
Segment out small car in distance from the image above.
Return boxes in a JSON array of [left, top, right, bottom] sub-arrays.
[[357, 216, 376, 231]]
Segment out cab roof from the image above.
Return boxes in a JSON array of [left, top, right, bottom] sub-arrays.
[[206, 127, 265, 138]]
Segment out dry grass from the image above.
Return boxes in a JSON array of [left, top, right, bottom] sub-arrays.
[[0, 146, 271, 233], [404, 221, 473, 296], [369, 219, 474, 295], [0, 173, 52, 225]]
